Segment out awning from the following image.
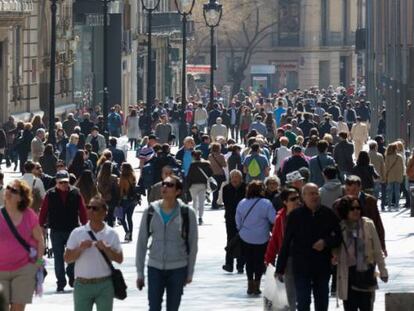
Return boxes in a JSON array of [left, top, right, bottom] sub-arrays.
[[186, 65, 211, 75]]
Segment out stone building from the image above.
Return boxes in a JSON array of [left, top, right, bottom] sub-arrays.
[[365, 0, 414, 145], [194, 0, 358, 95], [0, 0, 75, 123]]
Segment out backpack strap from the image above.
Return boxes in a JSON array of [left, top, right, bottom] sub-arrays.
[[180, 205, 190, 255], [146, 203, 190, 255], [146, 205, 155, 238]]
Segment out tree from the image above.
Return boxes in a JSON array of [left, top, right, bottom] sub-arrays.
[[191, 0, 278, 95]]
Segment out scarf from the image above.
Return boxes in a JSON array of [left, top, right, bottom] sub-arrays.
[[344, 219, 368, 272]]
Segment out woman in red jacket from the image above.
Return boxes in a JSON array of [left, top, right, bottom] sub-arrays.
[[265, 187, 301, 311]]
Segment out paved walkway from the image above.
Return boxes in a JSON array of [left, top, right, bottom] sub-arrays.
[[2, 146, 412, 311]]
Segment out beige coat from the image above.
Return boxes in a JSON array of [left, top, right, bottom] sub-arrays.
[[194, 108, 208, 125], [384, 153, 404, 183], [369, 150, 386, 182], [336, 217, 388, 301], [351, 122, 369, 142], [210, 124, 228, 141], [31, 136, 45, 162]]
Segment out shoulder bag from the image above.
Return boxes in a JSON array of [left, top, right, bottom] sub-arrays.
[[198, 165, 218, 192], [225, 198, 261, 258], [1, 208, 47, 278], [87, 231, 127, 300]]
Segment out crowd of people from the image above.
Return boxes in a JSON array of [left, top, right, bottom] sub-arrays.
[[0, 84, 412, 311]]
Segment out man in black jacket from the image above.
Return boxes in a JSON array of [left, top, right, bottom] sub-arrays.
[[279, 145, 309, 185], [39, 171, 88, 292], [222, 169, 246, 273], [333, 132, 354, 179], [276, 183, 341, 311]]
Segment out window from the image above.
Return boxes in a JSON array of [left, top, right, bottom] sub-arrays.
[[321, 0, 328, 46], [278, 0, 300, 46]]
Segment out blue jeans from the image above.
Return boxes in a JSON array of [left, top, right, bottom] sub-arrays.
[[387, 182, 400, 209], [148, 266, 187, 311], [120, 199, 136, 234], [374, 182, 387, 209], [294, 272, 330, 311], [50, 230, 74, 289]]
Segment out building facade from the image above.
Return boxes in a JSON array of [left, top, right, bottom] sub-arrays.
[[193, 0, 358, 95], [136, 0, 186, 104], [365, 0, 414, 145], [0, 0, 75, 124]]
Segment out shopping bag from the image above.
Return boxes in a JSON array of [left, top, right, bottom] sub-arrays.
[[263, 265, 289, 311]]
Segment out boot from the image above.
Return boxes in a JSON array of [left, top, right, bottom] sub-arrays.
[[247, 280, 254, 295], [253, 280, 262, 295]]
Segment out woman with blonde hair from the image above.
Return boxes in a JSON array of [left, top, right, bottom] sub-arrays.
[[208, 142, 227, 209], [384, 143, 404, 210], [30, 115, 45, 134], [0, 179, 45, 311], [65, 133, 79, 166], [119, 163, 138, 241], [395, 140, 410, 208], [96, 149, 119, 176]]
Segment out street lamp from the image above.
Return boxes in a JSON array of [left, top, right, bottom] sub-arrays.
[[141, 0, 160, 122], [48, 0, 58, 145], [175, 0, 195, 106], [102, 0, 111, 136], [203, 0, 222, 107]]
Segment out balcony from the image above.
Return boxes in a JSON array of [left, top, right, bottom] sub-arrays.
[[0, 0, 33, 24], [0, 0, 33, 13]]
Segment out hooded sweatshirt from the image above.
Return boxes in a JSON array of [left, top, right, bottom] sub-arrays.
[[136, 200, 198, 279], [319, 179, 344, 209]]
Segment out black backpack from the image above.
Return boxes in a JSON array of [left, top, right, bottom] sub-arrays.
[[147, 204, 190, 254]]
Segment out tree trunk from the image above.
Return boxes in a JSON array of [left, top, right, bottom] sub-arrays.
[[231, 67, 247, 96]]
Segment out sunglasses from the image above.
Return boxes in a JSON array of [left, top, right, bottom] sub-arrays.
[[288, 196, 300, 202], [6, 185, 20, 195], [162, 181, 176, 188], [86, 205, 102, 212], [58, 181, 69, 184]]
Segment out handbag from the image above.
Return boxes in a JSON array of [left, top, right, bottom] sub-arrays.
[[1, 208, 47, 279], [198, 166, 218, 192], [348, 264, 377, 289], [87, 231, 127, 300], [225, 198, 261, 258]]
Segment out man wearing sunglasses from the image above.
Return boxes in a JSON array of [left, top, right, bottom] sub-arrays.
[[39, 170, 88, 292], [64, 196, 123, 311]]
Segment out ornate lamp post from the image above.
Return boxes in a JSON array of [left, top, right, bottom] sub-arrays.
[[141, 0, 160, 121], [174, 0, 195, 106], [203, 0, 222, 107], [48, 0, 58, 145]]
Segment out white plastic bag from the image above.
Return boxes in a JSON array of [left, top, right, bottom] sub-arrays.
[[263, 265, 289, 311]]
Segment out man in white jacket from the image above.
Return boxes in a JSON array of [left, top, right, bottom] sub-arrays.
[[210, 117, 228, 141], [193, 103, 208, 132]]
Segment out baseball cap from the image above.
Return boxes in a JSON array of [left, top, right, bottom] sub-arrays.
[[56, 170, 70, 182], [148, 134, 158, 140], [286, 171, 304, 184], [292, 145, 302, 153]]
